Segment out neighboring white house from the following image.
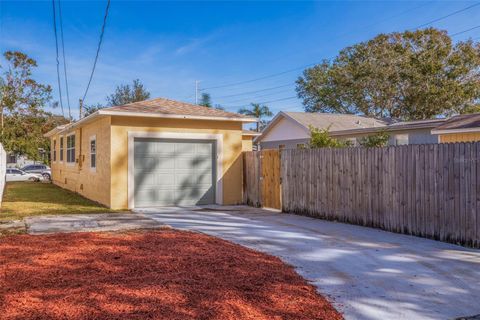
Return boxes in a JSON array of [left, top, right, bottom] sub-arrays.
[[254, 111, 447, 149], [254, 111, 387, 149]]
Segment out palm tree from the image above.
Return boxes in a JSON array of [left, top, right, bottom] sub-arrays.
[[238, 103, 273, 132]]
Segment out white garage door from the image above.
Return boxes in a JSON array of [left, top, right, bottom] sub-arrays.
[[134, 138, 216, 207]]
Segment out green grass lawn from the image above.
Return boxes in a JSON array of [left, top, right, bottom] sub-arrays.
[[1, 182, 119, 221]]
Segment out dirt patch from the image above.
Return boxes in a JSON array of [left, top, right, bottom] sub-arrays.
[[0, 230, 341, 320]]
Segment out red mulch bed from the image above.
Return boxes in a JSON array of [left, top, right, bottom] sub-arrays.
[[0, 230, 342, 320]]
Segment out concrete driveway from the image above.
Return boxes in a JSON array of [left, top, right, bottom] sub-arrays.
[[135, 205, 480, 320]]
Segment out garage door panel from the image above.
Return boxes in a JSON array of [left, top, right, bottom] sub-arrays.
[[154, 142, 175, 154], [196, 143, 213, 154], [135, 142, 157, 154], [134, 138, 215, 207], [174, 157, 198, 169], [196, 158, 213, 170], [136, 142, 175, 156], [135, 189, 175, 207], [176, 186, 213, 202], [175, 143, 197, 154], [134, 156, 175, 170], [134, 171, 158, 186], [174, 172, 197, 187], [197, 172, 213, 185]]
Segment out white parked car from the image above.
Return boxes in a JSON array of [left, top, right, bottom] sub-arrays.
[[6, 168, 43, 182]]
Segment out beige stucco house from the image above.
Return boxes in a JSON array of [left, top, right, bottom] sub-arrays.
[[44, 98, 257, 210]]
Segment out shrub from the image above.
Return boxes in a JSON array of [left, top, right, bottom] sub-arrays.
[[309, 126, 352, 149]]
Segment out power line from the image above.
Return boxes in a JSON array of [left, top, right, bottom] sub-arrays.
[[82, 0, 111, 103], [231, 96, 298, 109], [200, 63, 318, 91], [412, 3, 480, 30], [57, 0, 71, 120], [213, 83, 293, 99], [217, 86, 296, 104], [51, 0, 65, 117], [451, 24, 480, 37], [333, 2, 433, 41], [201, 3, 480, 94]]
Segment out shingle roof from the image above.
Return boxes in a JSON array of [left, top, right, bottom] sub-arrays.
[[330, 118, 447, 137], [105, 97, 253, 120], [432, 113, 480, 131], [283, 112, 387, 131]]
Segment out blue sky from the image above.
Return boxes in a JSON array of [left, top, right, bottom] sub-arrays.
[[1, 1, 479, 121]]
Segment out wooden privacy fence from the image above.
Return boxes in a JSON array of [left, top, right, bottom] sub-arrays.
[[243, 142, 480, 248]]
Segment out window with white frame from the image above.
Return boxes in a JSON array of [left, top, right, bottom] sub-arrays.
[[60, 136, 64, 161], [53, 139, 57, 161], [66, 134, 76, 163], [90, 136, 96, 169]]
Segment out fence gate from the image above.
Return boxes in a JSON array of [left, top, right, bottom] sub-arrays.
[[243, 150, 281, 209], [261, 150, 281, 209]]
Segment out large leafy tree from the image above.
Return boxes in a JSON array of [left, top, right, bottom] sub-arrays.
[[2, 111, 68, 161], [0, 51, 66, 160], [296, 28, 480, 120], [0, 51, 52, 130], [83, 103, 105, 117], [106, 79, 150, 106], [83, 79, 151, 117], [238, 103, 273, 132]]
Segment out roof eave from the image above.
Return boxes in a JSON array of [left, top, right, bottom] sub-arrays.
[[330, 121, 444, 137], [431, 127, 480, 135], [44, 110, 257, 138], [98, 110, 258, 123], [44, 111, 103, 137], [243, 132, 262, 137], [43, 124, 69, 138]]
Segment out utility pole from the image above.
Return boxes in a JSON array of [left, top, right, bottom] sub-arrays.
[[195, 80, 199, 105], [79, 98, 84, 119]]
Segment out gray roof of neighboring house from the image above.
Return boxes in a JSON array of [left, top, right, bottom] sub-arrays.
[[283, 112, 388, 131], [431, 113, 480, 133], [330, 118, 447, 137]]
